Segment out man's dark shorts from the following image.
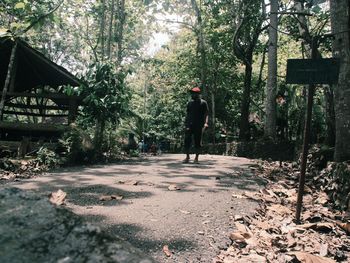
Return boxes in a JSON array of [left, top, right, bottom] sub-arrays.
[[184, 126, 203, 150]]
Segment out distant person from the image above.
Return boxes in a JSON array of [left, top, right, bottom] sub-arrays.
[[150, 142, 157, 156], [138, 140, 143, 153], [183, 87, 209, 164]]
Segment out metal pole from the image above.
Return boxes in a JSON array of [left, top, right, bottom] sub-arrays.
[[295, 37, 318, 223]]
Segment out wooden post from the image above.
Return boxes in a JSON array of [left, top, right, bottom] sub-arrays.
[[295, 84, 315, 223], [68, 98, 78, 124], [295, 37, 318, 223], [0, 41, 18, 119]]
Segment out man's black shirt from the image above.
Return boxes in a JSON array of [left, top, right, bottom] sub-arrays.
[[185, 98, 209, 129]]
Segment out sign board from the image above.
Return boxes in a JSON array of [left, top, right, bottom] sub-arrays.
[[286, 58, 340, 85]]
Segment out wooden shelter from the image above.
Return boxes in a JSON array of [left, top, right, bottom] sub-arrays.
[[0, 36, 82, 146]]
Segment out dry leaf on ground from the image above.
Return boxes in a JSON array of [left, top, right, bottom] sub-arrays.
[[99, 195, 123, 201], [336, 221, 350, 234], [298, 222, 334, 233], [232, 194, 245, 199], [236, 254, 267, 263], [117, 180, 139, 185], [49, 189, 66, 205], [288, 252, 336, 263], [268, 204, 293, 215], [243, 191, 261, 201], [168, 184, 181, 191], [163, 245, 172, 257], [229, 222, 257, 246]]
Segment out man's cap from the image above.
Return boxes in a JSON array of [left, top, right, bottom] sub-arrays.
[[190, 87, 201, 93]]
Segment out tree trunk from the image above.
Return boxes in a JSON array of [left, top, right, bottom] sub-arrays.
[[116, 0, 126, 66], [107, 0, 115, 60], [211, 92, 215, 144], [191, 0, 208, 97], [99, 0, 106, 60], [94, 117, 105, 157], [331, 0, 350, 161], [239, 56, 253, 141], [264, 0, 278, 138], [324, 86, 335, 146]]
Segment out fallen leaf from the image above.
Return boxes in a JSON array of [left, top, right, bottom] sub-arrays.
[[336, 221, 350, 234], [268, 204, 293, 215], [236, 254, 267, 262], [315, 192, 329, 205], [99, 195, 112, 201], [288, 252, 336, 263], [49, 189, 66, 205], [229, 232, 246, 243], [232, 194, 245, 199], [230, 222, 257, 246], [243, 191, 261, 201], [304, 185, 313, 194], [125, 180, 139, 185], [234, 215, 243, 221], [163, 245, 172, 257], [168, 184, 180, 191], [319, 243, 328, 257], [299, 222, 334, 233], [111, 195, 123, 200], [99, 195, 123, 201]]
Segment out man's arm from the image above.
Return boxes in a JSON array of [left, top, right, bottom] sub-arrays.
[[204, 114, 209, 128], [203, 100, 209, 128], [185, 102, 191, 129]]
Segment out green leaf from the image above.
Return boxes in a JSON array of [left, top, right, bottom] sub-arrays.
[[14, 2, 25, 9], [311, 5, 322, 14], [0, 28, 10, 37]]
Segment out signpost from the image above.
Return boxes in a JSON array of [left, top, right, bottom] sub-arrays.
[[286, 58, 340, 84], [286, 55, 339, 223]]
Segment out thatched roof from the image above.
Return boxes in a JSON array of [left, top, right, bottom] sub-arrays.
[[0, 36, 80, 93]]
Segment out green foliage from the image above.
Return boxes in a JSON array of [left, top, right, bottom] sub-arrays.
[[35, 147, 61, 168], [0, 0, 62, 35], [79, 62, 131, 126], [58, 127, 93, 164]]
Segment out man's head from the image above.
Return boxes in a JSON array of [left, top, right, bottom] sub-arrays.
[[190, 87, 201, 99]]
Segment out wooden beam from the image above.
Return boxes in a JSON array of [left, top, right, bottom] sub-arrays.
[[4, 102, 68, 110], [5, 92, 82, 101], [0, 121, 67, 132], [3, 110, 68, 118], [68, 98, 78, 124]]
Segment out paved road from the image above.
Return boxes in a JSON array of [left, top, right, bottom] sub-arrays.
[[13, 154, 263, 262]]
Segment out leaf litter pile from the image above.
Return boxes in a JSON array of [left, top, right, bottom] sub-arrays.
[[215, 159, 350, 263], [0, 158, 48, 183]]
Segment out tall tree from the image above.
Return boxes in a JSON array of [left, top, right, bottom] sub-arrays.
[[264, 0, 278, 138], [116, 0, 126, 65], [330, 0, 350, 161], [190, 0, 207, 96], [233, 0, 266, 140]]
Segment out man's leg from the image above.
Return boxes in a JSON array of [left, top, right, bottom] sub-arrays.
[[183, 129, 192, 162], [193, 127, 203, 163]]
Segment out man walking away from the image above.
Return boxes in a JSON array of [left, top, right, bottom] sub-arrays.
[[183, 87, 209, 164]]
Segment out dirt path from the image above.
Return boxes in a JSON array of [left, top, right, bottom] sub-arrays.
[[12, 154, 264, 262]]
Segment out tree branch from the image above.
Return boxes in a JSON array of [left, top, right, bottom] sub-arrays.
[[156, 19, 195, 31], [19, 0, 64, 35]]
